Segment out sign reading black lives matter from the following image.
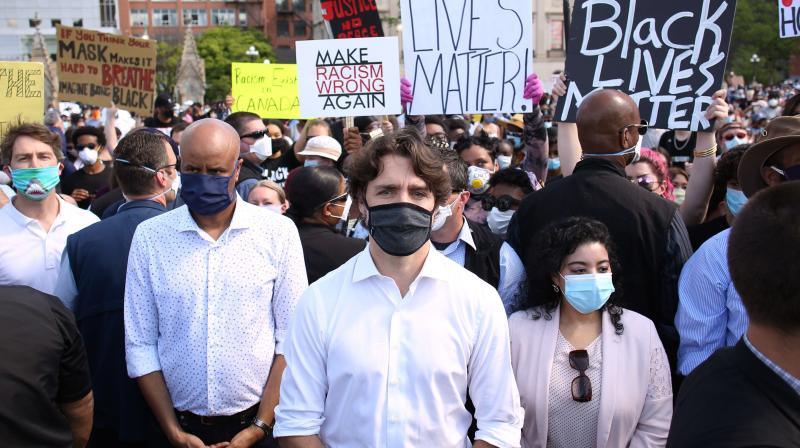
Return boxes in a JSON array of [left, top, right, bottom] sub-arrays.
[[556, 0, 737, 131], [400, 0, 533, 115]]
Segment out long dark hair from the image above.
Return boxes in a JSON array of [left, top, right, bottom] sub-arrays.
[[285, 166, 343, 224], [515, 217, 625, 335]]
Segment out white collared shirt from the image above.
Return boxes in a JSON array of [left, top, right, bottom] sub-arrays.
[[274, 245, 523, 447], [0, 195, 99, 294], [124, 198, 308, 416]]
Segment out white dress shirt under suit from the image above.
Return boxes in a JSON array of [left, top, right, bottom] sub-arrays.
[[124, 199, 308, 416], [274, 245, 524, 447]]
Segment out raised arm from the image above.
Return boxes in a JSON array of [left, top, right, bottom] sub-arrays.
[[551, 74, 582, 176], [520, 74, 548, 183], [104, 102, 119, 154]]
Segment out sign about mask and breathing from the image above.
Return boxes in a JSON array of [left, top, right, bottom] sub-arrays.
[[0, 61, 44, 139], [399, 0, 534, 116], [231, 63, 301, 119], [296, 36, 401, 118], [56, 25, 156, 117], [779, 0, 800, 38], [555, 0, 737, 131]]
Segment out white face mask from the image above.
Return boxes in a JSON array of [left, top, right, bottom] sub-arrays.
[[431, 194, 460, 232], [487, 207, 515, 235], [170, 172, 181, 193], [768, 99, 779, 108], [250, 137, 272, 162], [0, 170, 10, 185], [327, 194, 352, 220], [725, 137, 749, 150], [79, 148, 99, 165], [496, 155, 512, 170]]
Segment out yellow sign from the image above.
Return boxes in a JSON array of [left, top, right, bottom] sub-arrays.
[[232, 63, 301, 119], [0, 61, 44, 139]]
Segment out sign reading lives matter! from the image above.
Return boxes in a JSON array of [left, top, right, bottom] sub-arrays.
[[296, 36, 401, 118], [400, 0, 533, 116], [0, 61, 44, 138], [322, 0, 385, 39], [556, 0, 737, 131], [57, 25, 157, 116], [779, 0, 800, 38]]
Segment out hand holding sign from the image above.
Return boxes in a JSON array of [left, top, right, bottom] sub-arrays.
[[523, 74, 544, 106], [703, 89, 729, 132], [400, 77, 413, 113]]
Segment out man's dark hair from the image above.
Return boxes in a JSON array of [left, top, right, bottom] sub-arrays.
[[489, 168, 535, 195], [224, 112, 261, 136], [728, 182, 800, 333], [445, 118, 469, 134], [783, 93, 800, 116], [347, 128, 451, 206], [425, 115, 449, 134], [71, 126, 106, 147], [440, 152, 468, 191], [285, 166, 344, 224], [112, 130, 170, 196], [1, 122, 63, 164], [709, 145, 749, 209], [453, 133, 498, 158]]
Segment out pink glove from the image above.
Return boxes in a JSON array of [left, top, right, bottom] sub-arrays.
[[523, 73, 544, 106], [401, 77, 414, 110]]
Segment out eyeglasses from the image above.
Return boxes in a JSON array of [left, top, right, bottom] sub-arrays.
[[115, 159, 176, 175], [628, 174, 660, 192], [240, 129, 268, 140], [618, 119, 649, 136], [327, 191, 349, 204], [723, 131, 748, 140], [569, 350, 592, 402], [76, 143, 98, 151], [481, 195, 520, 212]]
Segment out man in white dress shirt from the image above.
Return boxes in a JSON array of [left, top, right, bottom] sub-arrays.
[[124, 119, 307, 447], [274, 128, 523, 448], [0, 123, 98, 294]]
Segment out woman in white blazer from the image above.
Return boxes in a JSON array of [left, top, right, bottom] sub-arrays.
[[509, 217, 672, 447]]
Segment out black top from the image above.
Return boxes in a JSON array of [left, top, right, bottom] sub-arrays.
[[463, 219, 502, 289], [89, 186, 124, 218], [61, 164, 114, 209], [668, 340, 800, 447], [297, 223, 366, 284], [658, 131, 697, 166], [0, 285, 92, 447], [65, 200, 165, 441], [688, 216, 730, 251], [237, 149, 300, 187], [143, 116, 179, 128]]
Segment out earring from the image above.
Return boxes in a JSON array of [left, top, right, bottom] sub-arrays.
[[552, 284, 560, 293]]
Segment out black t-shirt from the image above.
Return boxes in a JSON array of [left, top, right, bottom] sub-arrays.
[[0, 285, 92, 447], [143, 116, 179, 129], [61, 164, 113, 209], [237, 147, 300, 187], [658, 131, 697, 166], [688, 216, 730, 251]]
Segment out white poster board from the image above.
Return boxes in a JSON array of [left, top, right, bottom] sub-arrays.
[[400, 0, 533, 115], [779, 0, 800, 38], [296, 36, 401, 118]]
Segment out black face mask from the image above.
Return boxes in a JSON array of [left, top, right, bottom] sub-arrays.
[[367, 202, 433, 257], [271, 137, 289, 154]]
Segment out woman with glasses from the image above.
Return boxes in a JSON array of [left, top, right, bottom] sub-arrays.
[[625, 148, 674, 201], [509, 217, 672, 447], [285, 166, 365, 284]]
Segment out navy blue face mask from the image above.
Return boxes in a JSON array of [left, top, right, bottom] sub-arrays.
[[179, 164, 239, 216]]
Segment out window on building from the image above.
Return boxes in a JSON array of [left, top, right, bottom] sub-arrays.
[[293, 0, 306, 12], [153, 9, 177, 27], [276, 0, 290, 12], [294, 20, 307, 37], [183, 8, 207, 26], [99, 0, 117, 27], [548, 18, 564, 51], [239, 11, 247, 27], [130, 9, 148, 27], [211, 8, 235, 25], [277, 19, 290, 36]]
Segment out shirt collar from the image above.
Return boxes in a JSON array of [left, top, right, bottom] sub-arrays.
[[574, 157, 626, 178], [175, 195, 251, 233], [5, 194, 70, 229], [118, 199, 168, 213], [353, 243, 451, 284], [744, 335, 800, 395], [457, 217, 477, 250]]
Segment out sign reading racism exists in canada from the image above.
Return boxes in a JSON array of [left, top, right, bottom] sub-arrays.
[[0, 61, 44, 138], [322, 0, 385, 39], [231, 63, 301, 119], [57, 25, 157, 116], [296, 37, 401, 118], [400, 0, 534, 116], [555, 0, 737, 131]]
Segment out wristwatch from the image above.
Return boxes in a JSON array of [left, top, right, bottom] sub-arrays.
[[252, 417, 273, 437]]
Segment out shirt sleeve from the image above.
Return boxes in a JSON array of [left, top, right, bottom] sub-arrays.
[[271, 219, 309, 355], [53, 251, 79, 311], [123, 227, 162, 378], [521, 106, 548, 183], [497, 243, 526, 317], [469, 285, 524, 448], [50, 297, 92, 403], [273, 287, 328, 437], [657, 211, 693, 370]]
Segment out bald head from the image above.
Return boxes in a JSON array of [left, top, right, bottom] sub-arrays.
[[576, 90, 641, 157], [180, 119, 242, 178]]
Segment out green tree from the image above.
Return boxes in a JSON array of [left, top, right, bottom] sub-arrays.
[[729, 0, 799, 84], [196, 27, 275, 102], [156, 41, 182, 94]]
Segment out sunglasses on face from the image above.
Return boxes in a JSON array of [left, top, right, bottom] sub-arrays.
[[724, 131, 748, 140], [76, 143, 98, 151], [481, 195, 520, 212], [618, 119, 649, 136], [240, 130, 268, 140], [628, 174, 660, 191], [569, 350, 592, 402]]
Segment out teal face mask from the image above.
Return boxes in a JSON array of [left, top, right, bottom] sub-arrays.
[[11, 166, 60, 201], [560, 273, 615, 314]]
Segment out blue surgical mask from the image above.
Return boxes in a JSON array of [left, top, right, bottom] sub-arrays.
[[179, 164, 238, 216], [548, 158, 561, 171], [304, 159, 321, 168], [726, 187, 748, 216], [560, 273, 615, 314], [496, 155, 512, 170], [725, 137, 748, 151]]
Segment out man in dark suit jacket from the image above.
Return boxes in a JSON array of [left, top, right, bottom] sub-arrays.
[[668, 182, 800, 447], [53, 130, 179, 447]]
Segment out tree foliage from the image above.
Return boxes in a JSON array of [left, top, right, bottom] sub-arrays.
[[197, 27, 275, 102], [156, 41, 181, 95], [728, 0, 799, 84]]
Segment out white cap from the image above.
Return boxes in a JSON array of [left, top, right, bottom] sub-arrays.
[[298, 135, 342, 161]]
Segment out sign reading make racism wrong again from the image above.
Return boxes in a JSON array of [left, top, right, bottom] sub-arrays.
[[322, 0, 385, 39], [556, 0, 737, 131]]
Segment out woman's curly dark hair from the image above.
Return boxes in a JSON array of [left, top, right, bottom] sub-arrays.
[[514, 217, 625, 335]]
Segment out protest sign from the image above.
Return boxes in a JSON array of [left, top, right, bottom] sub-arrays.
[[231, 63, 301, 119], [0, 62, 44, 138], [555, 0, 737, 131], [56, 25, 156, 117], [779, 0, 800, 38], [400, 0, 533, 115], [322, 0, 385, 39], [296, 36, 401, 118]]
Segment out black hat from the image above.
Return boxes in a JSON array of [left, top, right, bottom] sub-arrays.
[[154, 93, 174, 109]]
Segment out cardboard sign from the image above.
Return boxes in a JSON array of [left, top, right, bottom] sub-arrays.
[[322, 0, 385, 39], [400, 0, 533, 115], [0, 62, 44, 138], [56, 25, 157, 117], [555, 0, 737, 131], [231, 63, 301, 119], [296, 37, 401, 118], [779, 0, 800, 38]]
